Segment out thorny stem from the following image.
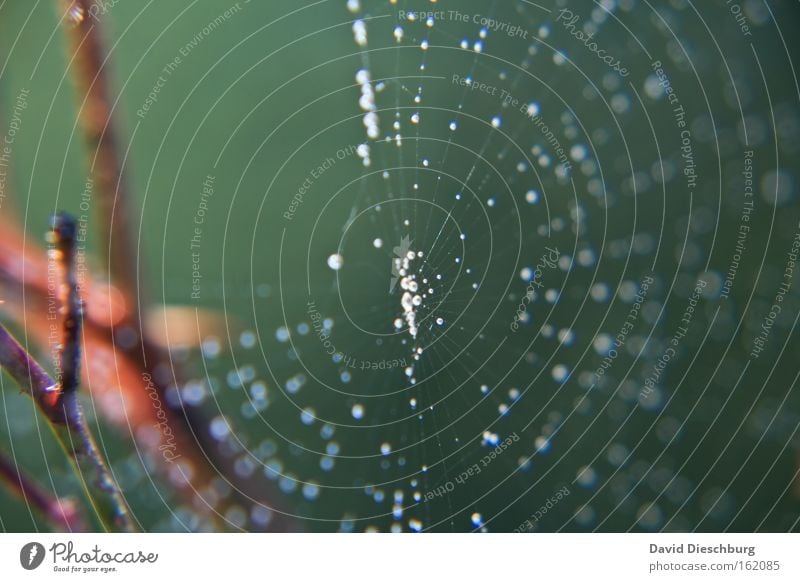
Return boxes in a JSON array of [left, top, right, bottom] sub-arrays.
[[0, 325, 63, 424], [0, 214, 138, 532], [50, 213, 82, 393], [52, 213, 138, 532], [0, 323, 136, 532], [0, 448, 87, 531]]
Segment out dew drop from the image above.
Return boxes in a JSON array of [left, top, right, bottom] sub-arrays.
[[352, 20, 368, 47], [327, 253, 344, 270], [525, 189, 540, 204]]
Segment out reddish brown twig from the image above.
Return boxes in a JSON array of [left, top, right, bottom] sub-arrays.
[[0, 321, 136, 531], [0, 323, 63, 424], [0, 213, 137, 532], [62, 0, 139, 302]]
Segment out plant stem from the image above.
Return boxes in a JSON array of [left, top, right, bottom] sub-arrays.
[[0, 323, 137, 531], [0, 325, 63, 423], [0, 448, 87, 531], [0, 213, 139, 532], [62, 0, 140, 302], [49, 213, 82, 393]]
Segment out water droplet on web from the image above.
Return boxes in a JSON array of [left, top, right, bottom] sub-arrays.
[[535, 437, 551, 454], [300, 407, 316, 425], [303, 482, 321, 501], [210, 416, 231, 441], [327, 253, 344, 270], [482, 431, 500, 446], [525, 189, 540, 204], [200, 336, 222, 359], [352, 20, 367, 47], [275, 326, 290, 342], [239, 330, 256, 349]]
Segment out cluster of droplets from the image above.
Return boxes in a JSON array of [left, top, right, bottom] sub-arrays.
[[350, 2, 384, 166], [392, 244, 431, 386], [351, 18, 367, 47], [395, 249, 422, 340], [356, 69, 380, 142]]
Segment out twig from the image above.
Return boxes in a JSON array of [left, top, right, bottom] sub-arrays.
[[62, 0, 139, 301], [0, 213, 138, 532], [0, 448, 87, 531], [0, 322, 136, 531], [49, 213, 82, 392], [0, 323, 63, 424], [52, 213, 138, 532]]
